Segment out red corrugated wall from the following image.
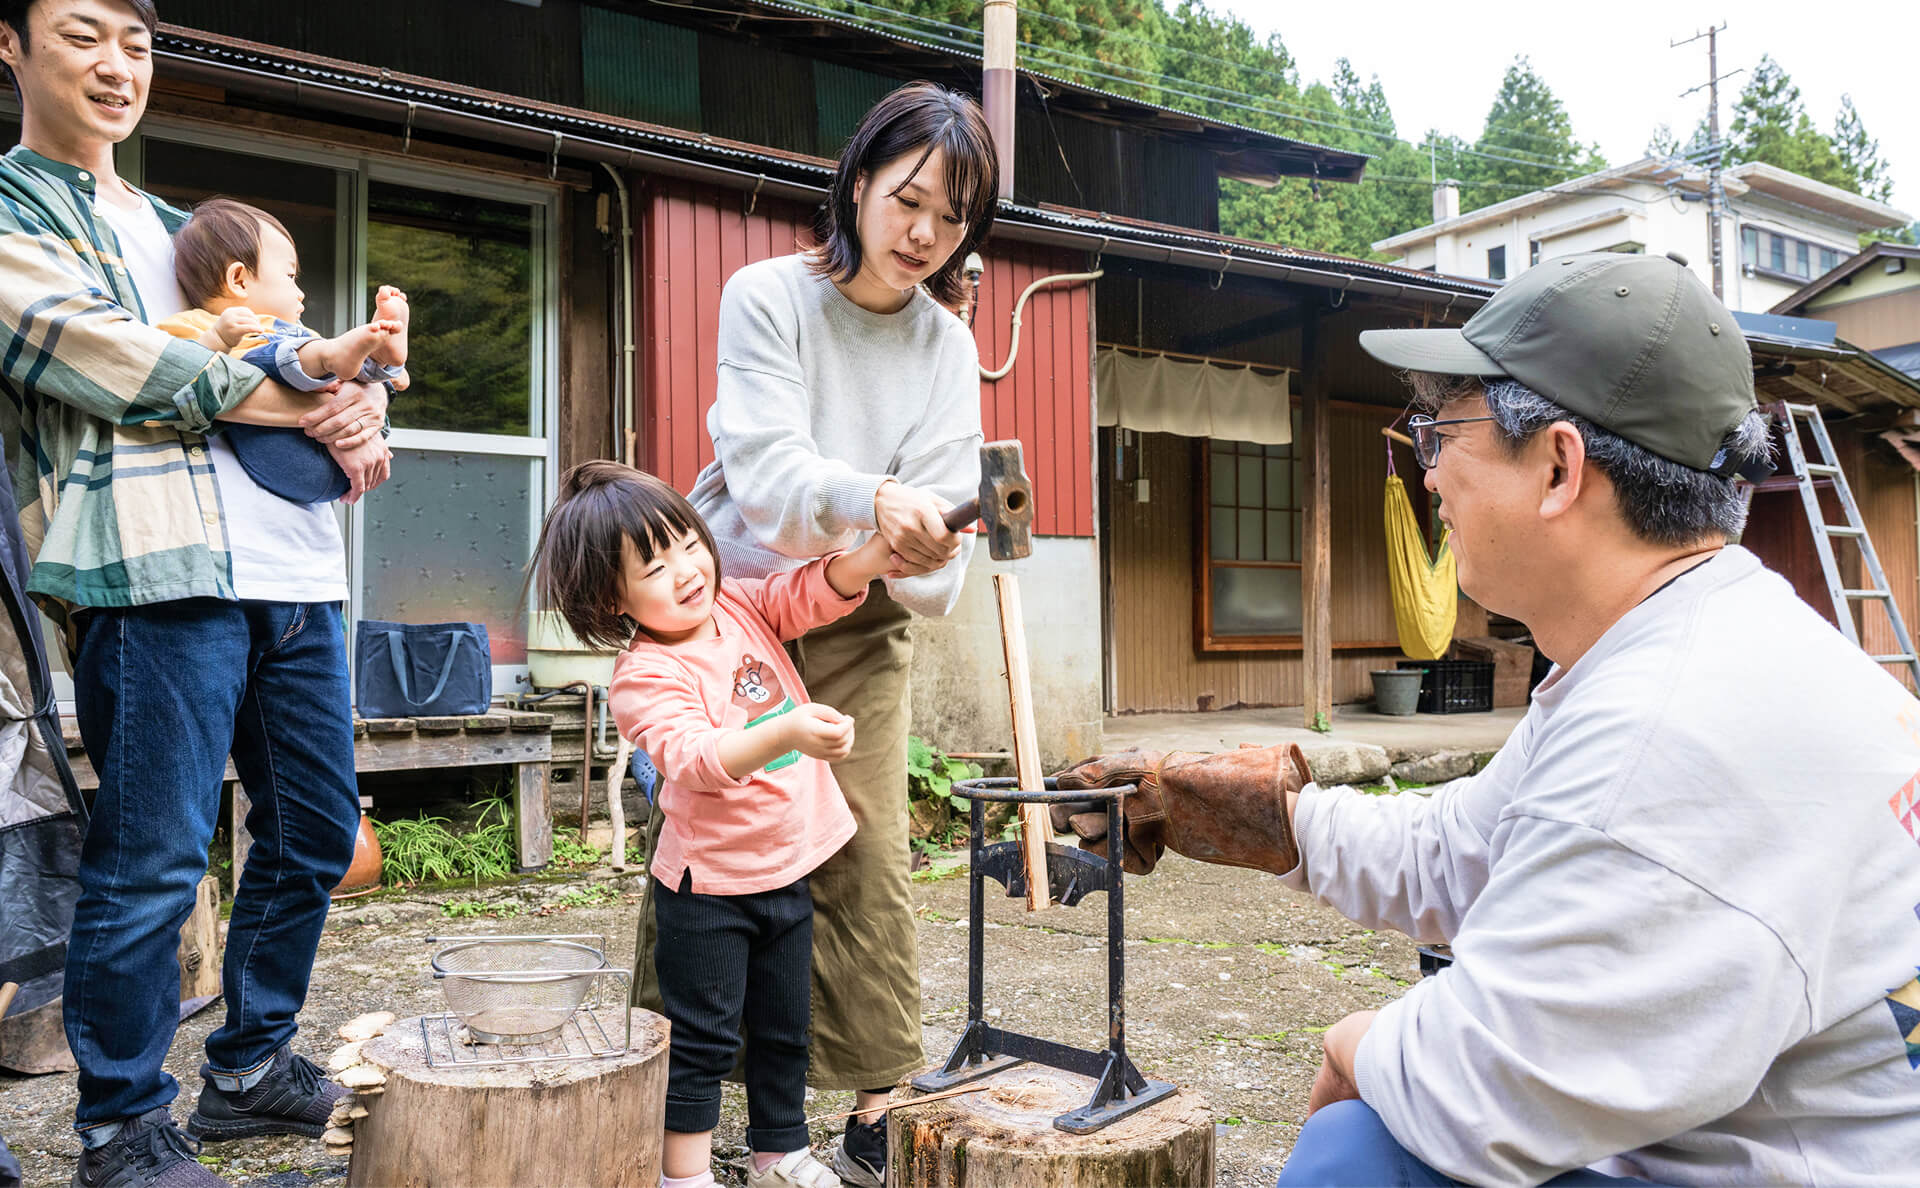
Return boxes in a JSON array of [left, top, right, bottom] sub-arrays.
[[639, 178, 1093, 536], [971, 242, 1095, 537]]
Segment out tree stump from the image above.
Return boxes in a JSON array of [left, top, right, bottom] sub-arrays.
[[891, 1066, 1214, 1187], [177, 875, 222, 1000], [347, 1009, 669, 1187]]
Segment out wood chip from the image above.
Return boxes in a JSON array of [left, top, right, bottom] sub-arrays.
[[328, 1041, 366, 1072], [338, 1012, 397, 1042], [338, 1064, 388, 1090]]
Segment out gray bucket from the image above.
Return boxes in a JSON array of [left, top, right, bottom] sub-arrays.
[[1371, 668, 1425, 716]]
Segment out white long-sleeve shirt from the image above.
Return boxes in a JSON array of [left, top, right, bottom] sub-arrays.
[[1284, 546, 1920, 1187], [688, 253, 981, 618]]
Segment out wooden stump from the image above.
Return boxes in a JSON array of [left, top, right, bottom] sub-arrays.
[[177, 875, 222, 1000], [891, 1066, 1214, 1187], [347, 1009, 669, 1187]]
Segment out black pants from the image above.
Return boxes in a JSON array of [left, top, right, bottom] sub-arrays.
[[652, 872, 813, 1151]]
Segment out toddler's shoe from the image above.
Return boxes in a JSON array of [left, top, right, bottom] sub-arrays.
[[746, 1148, 841, 1188]]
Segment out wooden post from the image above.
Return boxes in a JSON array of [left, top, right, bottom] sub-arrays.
[[177, 875, 222, 1000], [995, 574, 1053, 912], [515, 760, 552, 872], [348, 1009, 669, 1187], [1301, 316, 1334, 731], [607, 736, 632, 873], [892, 1066, 1213, 1186], [229, 782, 253, 895]]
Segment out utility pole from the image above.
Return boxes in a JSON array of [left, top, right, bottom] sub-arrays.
[[983, 0, 1016, 200], [1673, 24, 1741, 299]]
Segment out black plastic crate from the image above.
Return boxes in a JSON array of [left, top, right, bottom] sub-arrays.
[[1396, 659, 1494, 714]]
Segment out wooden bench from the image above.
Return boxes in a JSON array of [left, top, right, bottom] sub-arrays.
[[60, 709, 557, 879]]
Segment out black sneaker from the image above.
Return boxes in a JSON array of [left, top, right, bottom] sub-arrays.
[[185, 1047, 345, 1142], [71, 1109, 228, 1188], [830, 1114, 885, 1188]]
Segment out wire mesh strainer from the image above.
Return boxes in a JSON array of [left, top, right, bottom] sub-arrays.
[[430, 937, 609, 1044]]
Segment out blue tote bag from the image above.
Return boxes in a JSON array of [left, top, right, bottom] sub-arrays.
[[354, 620, 492, 719]]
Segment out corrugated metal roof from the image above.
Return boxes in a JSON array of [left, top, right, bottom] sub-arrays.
[[154, 25, 839, 181], [1005, 201, 1500, 299], [152, 26, 1480, 303], [635, 0, 1370, 182]]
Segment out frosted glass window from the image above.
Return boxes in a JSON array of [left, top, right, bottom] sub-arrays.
[[360, 451, 540, 664]]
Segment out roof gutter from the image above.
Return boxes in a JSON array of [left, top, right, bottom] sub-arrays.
[[157, 49, 834, 203], [157, 46, 1490, 310], [1000, 215, 1494, 307]]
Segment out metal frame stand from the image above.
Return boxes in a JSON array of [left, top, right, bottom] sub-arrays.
[[911, 777, 1176, 1134]]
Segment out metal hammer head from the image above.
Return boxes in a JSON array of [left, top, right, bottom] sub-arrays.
[[977, 439, 1034, 560]]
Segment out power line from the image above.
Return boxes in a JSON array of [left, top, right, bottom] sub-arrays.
[[942, 0, 1585, 154], [763, 0, 1594, 174]]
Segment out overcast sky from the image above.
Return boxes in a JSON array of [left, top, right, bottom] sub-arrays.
[[1226, 0, 1914, 218]]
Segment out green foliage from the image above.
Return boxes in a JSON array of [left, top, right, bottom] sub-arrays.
[[1310, 711, 1331, 734], [1458, 57, 1605, 212], [907, 735, 983, 814], [1832, 94, 1893, 205], [551, 836, 604, 868], [373, 797, 518, 888], [442, 898, 523, 920], [1727, 56, 1849, 189]]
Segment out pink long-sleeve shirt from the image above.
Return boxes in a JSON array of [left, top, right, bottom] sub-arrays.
[[608, 557, 865, 895]]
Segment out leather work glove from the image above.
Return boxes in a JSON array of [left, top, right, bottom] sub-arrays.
[[1048, 744, 1312, 876]]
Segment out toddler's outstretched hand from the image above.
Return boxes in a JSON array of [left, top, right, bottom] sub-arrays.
[[785, 703, 855, 762]]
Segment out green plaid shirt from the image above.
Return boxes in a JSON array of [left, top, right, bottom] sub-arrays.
[[0, 145, 265, 636]]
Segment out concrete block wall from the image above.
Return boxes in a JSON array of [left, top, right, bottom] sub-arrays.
[[907, 538, 1105, 771]]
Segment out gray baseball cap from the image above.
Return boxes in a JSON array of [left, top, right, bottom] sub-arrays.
[[1360, 251, 1757, 473]]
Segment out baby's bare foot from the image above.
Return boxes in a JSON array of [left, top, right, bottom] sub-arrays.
[[371, 285, 409, 370], [308, 320, 395, 384]]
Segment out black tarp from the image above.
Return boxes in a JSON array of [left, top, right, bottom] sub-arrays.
[[0, 436, 86, 1065]]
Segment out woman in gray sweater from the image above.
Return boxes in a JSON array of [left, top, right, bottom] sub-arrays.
[[634, 83, 1000, 1187]]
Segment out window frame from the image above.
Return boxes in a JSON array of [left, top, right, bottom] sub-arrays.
[[125, 117, 562, 693], [1486, 244, 1507, 281], [1741, 223, 1852, 285], [1195, 436, 1304, 652]]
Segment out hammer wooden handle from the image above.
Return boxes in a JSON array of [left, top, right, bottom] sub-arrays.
[[943, 498, 979, 533]]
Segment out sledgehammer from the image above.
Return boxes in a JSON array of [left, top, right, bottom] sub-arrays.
[[942, 442, 1051, 910]]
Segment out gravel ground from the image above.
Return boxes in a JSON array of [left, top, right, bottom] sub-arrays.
[[1, 853, 1416, 1187]]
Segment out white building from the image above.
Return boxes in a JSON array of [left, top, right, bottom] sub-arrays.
[[1374, 157, 1911, 313]]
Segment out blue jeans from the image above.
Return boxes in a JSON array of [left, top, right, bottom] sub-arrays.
[[64, 599, 358, 1135], [1277, 1100, 1662, 1187]]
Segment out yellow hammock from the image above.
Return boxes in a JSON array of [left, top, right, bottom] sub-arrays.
[[1384, 472, 1456, 660]]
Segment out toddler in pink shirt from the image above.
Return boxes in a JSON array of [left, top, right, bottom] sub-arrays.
[[530, 461, 895, 1188]]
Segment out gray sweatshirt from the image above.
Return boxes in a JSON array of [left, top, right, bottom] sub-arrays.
[[1285, 547, 1920, 1186], [687, 254, 982, 618]]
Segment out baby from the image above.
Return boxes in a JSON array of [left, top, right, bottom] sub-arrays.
[[160, 197, 410, 503]]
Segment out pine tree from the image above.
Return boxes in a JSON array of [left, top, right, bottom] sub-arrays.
[[1459, 57, 1604, 211], [1832, 94, 1894, 204], [1727, 56, 1849, 189]]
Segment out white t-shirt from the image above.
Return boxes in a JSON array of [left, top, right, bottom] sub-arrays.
[[1285, 546, 1920, 1186], [95, 185, 348, 603]]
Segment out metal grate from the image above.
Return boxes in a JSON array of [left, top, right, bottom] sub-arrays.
[[419, 997, 631, 1069]]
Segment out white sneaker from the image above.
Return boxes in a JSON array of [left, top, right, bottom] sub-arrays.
[[745, 1149, 841, 1188]]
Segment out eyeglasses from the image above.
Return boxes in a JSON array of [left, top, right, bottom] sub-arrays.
[[1406, 414, 1496, 468]]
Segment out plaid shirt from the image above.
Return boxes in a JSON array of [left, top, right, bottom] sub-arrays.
[[0, 145, 265, 638]]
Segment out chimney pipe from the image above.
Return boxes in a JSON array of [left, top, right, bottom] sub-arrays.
[[983, 0, 1016, 200], [1433, 179, 1461, 223]]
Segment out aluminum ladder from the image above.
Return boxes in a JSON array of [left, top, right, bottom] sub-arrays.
[[1775, 401, 1920, 688]]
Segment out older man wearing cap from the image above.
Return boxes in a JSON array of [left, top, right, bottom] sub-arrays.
[[1052, 252, 1920, 1186]]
